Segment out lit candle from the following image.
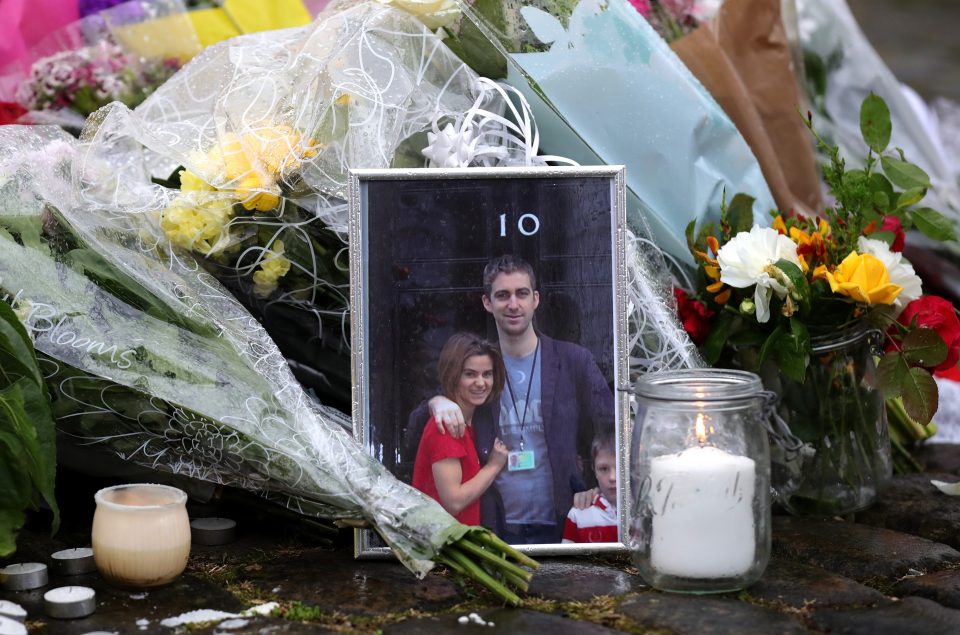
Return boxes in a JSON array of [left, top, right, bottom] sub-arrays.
[[649, 413, 756, 579]]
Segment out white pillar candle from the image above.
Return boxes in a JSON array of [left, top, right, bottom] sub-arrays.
[[650, 445, 756, 578], [43, 586, 96, 619]]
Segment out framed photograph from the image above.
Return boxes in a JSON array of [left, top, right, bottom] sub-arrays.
[[349, 166, 630, 557]]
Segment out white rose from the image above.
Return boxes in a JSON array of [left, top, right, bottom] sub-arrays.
[[857, 236, 923, 315], [717, 226, 802, 323]]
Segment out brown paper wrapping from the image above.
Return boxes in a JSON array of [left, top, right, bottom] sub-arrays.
[[671, 0, 822, 216]]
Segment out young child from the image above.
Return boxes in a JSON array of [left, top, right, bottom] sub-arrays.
[[562, 429, 618, 543]]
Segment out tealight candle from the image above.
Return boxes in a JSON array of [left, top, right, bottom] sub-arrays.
[[190, 517, 237, 546], [0, 601, 25, 622], [43, 586, 96, 619], [0, 563, 48, 591], [92, 484, 191, 588], [51, 548, 97, 576], [0, 616, 26, 635]]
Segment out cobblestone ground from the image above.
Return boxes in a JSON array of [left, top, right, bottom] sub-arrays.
[[4, 444, 960, 633]]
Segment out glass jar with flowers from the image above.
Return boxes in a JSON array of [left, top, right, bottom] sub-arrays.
[[680, 93, 958, 515]]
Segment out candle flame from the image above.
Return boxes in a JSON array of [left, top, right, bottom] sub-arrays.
[[695, 413, 707, 445]]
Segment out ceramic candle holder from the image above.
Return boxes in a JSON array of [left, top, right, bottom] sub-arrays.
[[630, 369, 771, 593], [91, 484, 191, 588]]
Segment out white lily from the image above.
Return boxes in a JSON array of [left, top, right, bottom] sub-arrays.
[[717, 226, 802, 323], [857, 236, 923, 315]]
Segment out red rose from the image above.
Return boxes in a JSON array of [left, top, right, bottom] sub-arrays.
[[0, 102, 27, 126], [881, 215, 906, 252], [674, 287, 714, 346], [897, 295, 960, 373]]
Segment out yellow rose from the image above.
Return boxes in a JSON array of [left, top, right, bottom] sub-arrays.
[[825, 251, 903, 305], [252, 240, 292, 298]]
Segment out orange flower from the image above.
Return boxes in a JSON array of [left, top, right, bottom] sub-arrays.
[[772, 215, 788, 235]]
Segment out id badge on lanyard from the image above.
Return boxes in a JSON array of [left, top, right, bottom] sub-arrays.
[[507, 449, 535, 471]]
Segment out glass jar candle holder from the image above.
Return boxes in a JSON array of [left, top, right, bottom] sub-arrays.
[[630, 369, 771, 593], [92, 484, 191, 588]]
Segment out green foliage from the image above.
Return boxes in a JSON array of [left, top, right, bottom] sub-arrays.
[[0, 301, 59, 556], [724, 193, 755, 237], [877, 328, 946, 423], [912, 207, 957, 241], [807, 92, 957, 254], [860, 93, 892, 154]]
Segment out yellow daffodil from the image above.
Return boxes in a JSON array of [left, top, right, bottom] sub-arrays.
[[252, 241, 292, 298], [825, 251, 903, 305]]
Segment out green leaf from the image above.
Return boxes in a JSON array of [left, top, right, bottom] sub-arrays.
[[868, 172, 895, 211], [0, 380, 58, 555], [878, 352, 909, 398], [757, 324, 784, 370], [901, 366, 939, 424], [912, 207, 958, 241], [860, 93, 892, 153], [869, 230, 896, 247], [0, 302, 42, 387], [685, 219, 698, 255], [776, 319, 810, 382], [881, 156, 931, 190], [726, 194, 755, 235], [702, 311, 735, 365], [902, 327, 949, 368], [896, 186, 926, 210]]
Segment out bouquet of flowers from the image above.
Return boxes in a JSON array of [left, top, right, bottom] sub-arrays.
[[683, 94, 958, 513], [14, 39, 180, 118], [0, 0, 199, 129]]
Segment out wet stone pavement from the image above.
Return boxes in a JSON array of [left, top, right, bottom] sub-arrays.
[[3, 445, 960, 633]]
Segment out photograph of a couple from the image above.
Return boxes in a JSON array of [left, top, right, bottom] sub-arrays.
[[353, 168, 627, 551]]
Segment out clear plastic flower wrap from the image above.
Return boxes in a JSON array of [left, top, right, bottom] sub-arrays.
[[0, 124, 539, 602]]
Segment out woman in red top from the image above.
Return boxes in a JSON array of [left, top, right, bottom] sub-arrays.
[[412, 333, 508, 524]]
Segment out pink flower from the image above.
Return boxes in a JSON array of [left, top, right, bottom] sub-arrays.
[[628, 0, 652, 17]]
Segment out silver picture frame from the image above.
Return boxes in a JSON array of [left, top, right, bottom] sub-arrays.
[[349, 166, 631, 557]]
